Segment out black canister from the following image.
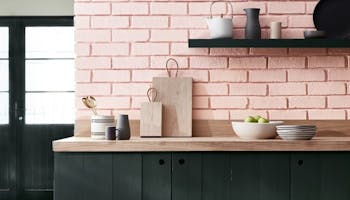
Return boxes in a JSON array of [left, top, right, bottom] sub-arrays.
[[116, 114, 131, 140]]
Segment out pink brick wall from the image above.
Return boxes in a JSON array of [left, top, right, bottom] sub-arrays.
[[74, 0, 350, 120]]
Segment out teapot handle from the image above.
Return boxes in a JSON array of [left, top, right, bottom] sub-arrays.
[[210, 0, 234, 19]]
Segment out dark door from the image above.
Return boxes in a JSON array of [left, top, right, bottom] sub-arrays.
[[231, 152, 290, 200], [0, 17, 74, 200], [291, 152, 350, 200]]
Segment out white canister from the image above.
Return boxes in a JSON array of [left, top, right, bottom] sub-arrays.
[[270, 22, 282, 39], [91, 115, 115, 140]]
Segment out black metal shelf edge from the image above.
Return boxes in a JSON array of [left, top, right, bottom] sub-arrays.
[[188, 39, 350, 48]]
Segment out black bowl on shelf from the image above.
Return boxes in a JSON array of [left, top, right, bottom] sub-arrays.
[[304, 31, 327, 39]]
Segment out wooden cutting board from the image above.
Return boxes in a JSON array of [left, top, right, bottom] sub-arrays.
[[152, 77, 192, 137]]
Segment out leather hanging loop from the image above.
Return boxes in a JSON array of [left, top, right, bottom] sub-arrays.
[[165, 58, 179, 78]]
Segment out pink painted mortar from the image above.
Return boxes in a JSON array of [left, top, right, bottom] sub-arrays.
[[74, 0, 350, 120]]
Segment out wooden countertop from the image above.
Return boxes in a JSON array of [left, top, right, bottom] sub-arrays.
[[53, 136, 350, 152]]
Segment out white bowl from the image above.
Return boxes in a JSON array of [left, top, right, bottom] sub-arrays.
[[232, 121, 284, 139]]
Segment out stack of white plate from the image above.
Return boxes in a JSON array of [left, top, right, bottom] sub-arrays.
[[276, 125, 317, 140]]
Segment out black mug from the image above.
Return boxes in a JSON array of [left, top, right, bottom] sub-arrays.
[[116, 114, 130, 140]]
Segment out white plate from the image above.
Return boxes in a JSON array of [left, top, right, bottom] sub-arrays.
[[277, 125, 316, 129]]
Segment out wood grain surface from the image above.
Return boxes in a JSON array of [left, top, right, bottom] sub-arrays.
[[53, 135, 350, 152], [152, 77, 192, 137], [140, 102, 162, 137]]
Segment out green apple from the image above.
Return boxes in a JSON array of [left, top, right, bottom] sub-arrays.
[[254, 115, 262, 122], [244, 116, 257, 123], [258, 117, 269, 123]]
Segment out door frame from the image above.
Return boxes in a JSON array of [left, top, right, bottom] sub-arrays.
[[0, 16, 73, 200]]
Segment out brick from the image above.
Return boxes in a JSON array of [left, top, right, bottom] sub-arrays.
[[132, 70, 167, 82], [97, 97, 130, 109], [76, 57, 111, 69], [289, 96, 325, 108], [268, 57, 306, 69], [308, 56, 345, 68], [93, 70, 130, 82], [281, 29, 305, 39], [328, 48, 350, 55], [112, 30, 149, 42], [306, 2, 318, 14], [230, 110, 268, 120], [229, 57, 267, 69], [190, 57, 227, 69], [131, 97, 148, 109], [269, 110, 307, 120], [171, 43, 209, 56], [91, 43, 129, 56], [211, 97, 247, 109], [74, 16, 90, 29], [112, 83, 150, 95], [177, 70, 209, 82], [112, 3, 148, 15], [250, 48, 288, 56], [150, 30, 188, 42], [269, 83, 306, 96], [75, 70, 91, 83], [308, 82, 346, 95], [210, 48, 248, 56], [210, 70, 247, 82], [171, 16, 207, 28], [91, 16, 129, 28], [188, 2, 227, 15], [289, 48, 327, 56], [75, 30, 110, 42], [131, 43, 169, 56], [131, 16, 168, 28], [288, 69, 325, 82], [260, 16, 288, 28], [229, 83, 267, 96], [76, 110, 112, 120], [268, 2, 305, 14], [150, 3, 187, 15], [112, 57, 149, 69], [193, 97, 209, 109], [328, 69, 350, 81], [76, 83, 111, 95], [250, 97, 287, 109], [308, 109, 346, 120], [249, 70, 286, 82], [193, 83, 228, 95], [289, 15, 314, 28], [150, 56, 188, 69], [112, 110, 140, 120], [233, 2, 267, 15], [189, 29, 210, 39], [75, 43, 90, 56], [193, 110, 229, 120], [75, 3, 110, 15], [328, 96, 350, 108]]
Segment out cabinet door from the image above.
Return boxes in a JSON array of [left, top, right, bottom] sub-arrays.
[[54, 153, 84, 200], [142, 153, 171, 200], [231, 152, 290, 200], [202, 153, 231, 200], [172, 153, 202, 200], [291, 152, 350, 200], [113, 153, 142, 200]]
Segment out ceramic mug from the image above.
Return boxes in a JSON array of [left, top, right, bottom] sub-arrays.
[[91, 115, 115, 140]]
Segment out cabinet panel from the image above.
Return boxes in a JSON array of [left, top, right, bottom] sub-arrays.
[[83, 154, 112, 200], [113, 153, 142, 200], [231, 152, 290, 200], [291, 152, 350, 200], [172, 153, 202, 200], [142, 153, 171, 200], [54, 153, 84, 200], [202, 153, 231, 200]]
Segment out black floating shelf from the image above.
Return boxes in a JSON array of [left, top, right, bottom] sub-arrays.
[[188, 39, 350, 48]]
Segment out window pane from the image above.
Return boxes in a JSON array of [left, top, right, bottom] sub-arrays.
[[25, 60, 74, 91], [25, 92, 75, 124], [26, 27, 74, 58], [0, 27, 8, 58], [0, 93, 9, 124], [0, 60, 8, 91]]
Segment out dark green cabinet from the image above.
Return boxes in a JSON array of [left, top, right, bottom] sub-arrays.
[[291, 152, 350, 200], [54, 152, 350, 200]]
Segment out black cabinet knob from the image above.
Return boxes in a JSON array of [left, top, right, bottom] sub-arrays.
[[159, 159, 165, 165], [297, 160, 304, 166], [178, 158, 185, 165]]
